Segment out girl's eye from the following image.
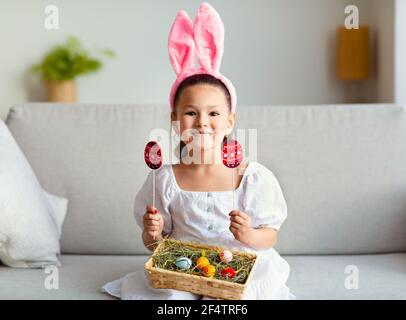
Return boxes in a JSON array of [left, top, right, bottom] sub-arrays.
[[184, 111, 219, 116]]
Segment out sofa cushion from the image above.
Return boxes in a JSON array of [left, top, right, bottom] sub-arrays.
[[6, 103, 406, 255], [0, 254, 404, 299], [0, 118, 68, 268], [284, 253, 406, 300], [0, 255, 143, 299]]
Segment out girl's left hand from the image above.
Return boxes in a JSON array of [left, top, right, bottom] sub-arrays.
[[229, 210, 254, 246]]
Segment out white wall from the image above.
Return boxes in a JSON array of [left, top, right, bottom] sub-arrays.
[[0, 0, 395, 120], [395, 0, 406, 104]]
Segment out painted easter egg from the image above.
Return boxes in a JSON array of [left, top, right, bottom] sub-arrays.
[[196, 256, 210, 270], [202, 264, 216, 277], [144, 141, 162, 170], [222, 139, 243, 168], [219, 250, 233, 263], [175, 257, 192, 270], [221, 267, 236, 279]]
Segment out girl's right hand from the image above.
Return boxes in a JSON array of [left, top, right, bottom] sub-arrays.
[[143, 205, 164, 238]]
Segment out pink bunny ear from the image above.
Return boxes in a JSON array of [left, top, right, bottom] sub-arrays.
[[194, 2, 225, 73], [168, 11, 195, 75]]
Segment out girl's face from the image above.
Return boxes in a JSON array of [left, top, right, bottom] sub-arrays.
[[171, 84, 235, 152]]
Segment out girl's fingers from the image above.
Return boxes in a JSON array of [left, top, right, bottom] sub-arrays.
[[145, 219, 160, 226], [230, 222, 242, 229], [146, 205, 159, 214], [229, 210, 241, 216], [229, 210, 250, 220], [145, 223, 161, 230], [145, 213, 161, 221], [230, 215, 245, 226], [147, 225, 160, 232], [229, 225, 239, 234]]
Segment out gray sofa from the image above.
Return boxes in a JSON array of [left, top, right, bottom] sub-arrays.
[[1, 103, 405, 300]]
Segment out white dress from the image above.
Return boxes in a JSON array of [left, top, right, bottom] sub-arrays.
[[102, 162, 295, 300]]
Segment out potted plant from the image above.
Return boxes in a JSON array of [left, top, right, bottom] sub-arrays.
[[31, 36, 115, 103]]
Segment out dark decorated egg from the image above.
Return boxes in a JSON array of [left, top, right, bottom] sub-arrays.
[[144, 141, 162, 170]]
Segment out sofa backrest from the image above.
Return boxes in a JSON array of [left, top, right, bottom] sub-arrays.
[[6, 103, 406, 255]]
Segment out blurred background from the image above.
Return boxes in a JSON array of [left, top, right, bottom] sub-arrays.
[[0, 0, 404, 120]]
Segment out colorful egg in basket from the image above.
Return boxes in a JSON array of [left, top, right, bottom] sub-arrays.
[[175, 257, 192, 270], [219, 250, 233, 263]]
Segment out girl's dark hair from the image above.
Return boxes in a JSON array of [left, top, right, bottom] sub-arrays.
[[172, 74, 232, 162], [173, 74, 232, 112]]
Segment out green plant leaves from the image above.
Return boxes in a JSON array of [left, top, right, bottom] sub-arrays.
[[31, 36, 115, 82]]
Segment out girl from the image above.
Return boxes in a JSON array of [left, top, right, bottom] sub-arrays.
[[102, 2, 294, 300]]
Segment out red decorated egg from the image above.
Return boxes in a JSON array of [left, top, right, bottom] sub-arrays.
[[144, 141, 162, 170], [220, 267, 236, 279], [222, 139, 243, 168]]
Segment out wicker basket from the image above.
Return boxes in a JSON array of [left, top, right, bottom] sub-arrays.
[[144, 238, 258, 300]]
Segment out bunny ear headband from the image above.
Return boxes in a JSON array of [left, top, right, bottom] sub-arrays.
[[168, 2, 237, 113]]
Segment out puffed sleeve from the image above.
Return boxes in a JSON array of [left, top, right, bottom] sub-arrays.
[[133, 166, 173, 236], [244, 164, 287, 231]]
